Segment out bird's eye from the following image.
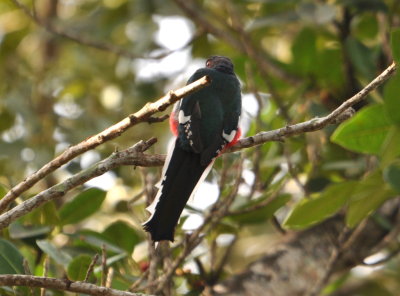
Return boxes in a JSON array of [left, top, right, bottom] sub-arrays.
[[206, 60, 211, 67]]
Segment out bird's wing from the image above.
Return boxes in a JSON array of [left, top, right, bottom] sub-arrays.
[[179, 100, 203, 153], [200, 80, 242, 165], [200, 111, 241, 165], [178, 69, 209, 153]]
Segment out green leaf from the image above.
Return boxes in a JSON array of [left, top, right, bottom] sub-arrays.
[[283, 182, 356, 229], [380, 126, 400, 166], [60, 81, 87, 100], [102, 221, 141, 254], [345, 37, 376, 80], [316, 48, 345, 89], [0, 108, 15, 132], [67, 254, 94, 281], [322, 273, 350, 295], [192, 34, 212, 59], [9, 223, 51, 240], [59, 188, 106, 225], [353, 14, 378, 40], [230, 194, 291, 225], [346, 172, 394, 227], [383, 72, 400, 125], [383, 162, 400, 193], [0, 238, 24, 274], [73, 230, 126, 254], [36, 239, 72, 268], [42, 201, 61, 225], [291, 28, 317, 75], [331, 104, 392, 154], [391, 28, 400, 64], [23, 201, 60, 226]]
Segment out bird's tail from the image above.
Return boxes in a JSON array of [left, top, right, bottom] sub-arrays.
[[143, 140, 211, 241]]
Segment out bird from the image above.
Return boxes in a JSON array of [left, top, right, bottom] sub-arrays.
[[142, 56, 242, 242]]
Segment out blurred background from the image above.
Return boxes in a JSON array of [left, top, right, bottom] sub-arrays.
[[0, 0, 400, 295]]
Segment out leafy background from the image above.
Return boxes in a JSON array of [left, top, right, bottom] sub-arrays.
[[0, 0, 400, 295]]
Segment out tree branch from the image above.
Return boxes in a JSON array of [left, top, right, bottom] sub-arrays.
[[0, 138, 160, 230], [0, 62, 396, 230], [0, 275, 147, 296], [229, 62, 397, 152], [0, 75, 211, 213]]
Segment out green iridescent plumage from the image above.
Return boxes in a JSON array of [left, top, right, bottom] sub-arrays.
[[143, 56, 242, 241]]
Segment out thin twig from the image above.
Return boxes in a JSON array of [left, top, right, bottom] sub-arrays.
[[210, 237, 218, 274], [159, 242, 173, 295], [244, 63, 265, 200], [194, 258, 207, 280], [0, 275, 144, 296], [146, 115, 170, 124], [227, 180, 287, 216], [369, 206, 400, 254], [129, 269, 149, 292], [307, 220, 368, 296], [0, 75, 210, 213], [128, 190, 145, 205], [84, 254, 99, 283], [142, 170, 160, 294], [155, 158, 244, 294], [229, 62, 397, 152], [211, 235, 238, 285], [101, 245, 108, 287], [0, 138, 158, 230], [41, 257, 49, 296], [106, 267, 114, 288], [146, 241, 160, 295], [218, 155, 230, 192], [23, 259, 34, 296]]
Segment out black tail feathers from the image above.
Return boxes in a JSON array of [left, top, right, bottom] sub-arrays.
[[143, 142, 209, 241]]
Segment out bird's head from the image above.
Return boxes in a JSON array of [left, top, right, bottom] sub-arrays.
[[206, 56, 234, 74]]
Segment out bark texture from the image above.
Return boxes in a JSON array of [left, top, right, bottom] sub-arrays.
[[208, 198, 400, 296]]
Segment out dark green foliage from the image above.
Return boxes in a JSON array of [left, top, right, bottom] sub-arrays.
[[391, 29, 400, 63], [67, 254, 95, 281], [59, 188, 106, 225], [0, 239, 24, 274], [102, 220, 141, 253], [331, 104, 392, 154], [284, 182, 355, 229]]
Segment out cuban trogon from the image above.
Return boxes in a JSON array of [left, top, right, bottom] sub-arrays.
[[143, 56, 242, 242]]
